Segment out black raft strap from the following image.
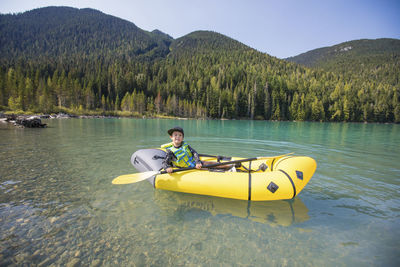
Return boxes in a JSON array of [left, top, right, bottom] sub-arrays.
[[278, 169, 296, 199], [248, 161, 252, 200]]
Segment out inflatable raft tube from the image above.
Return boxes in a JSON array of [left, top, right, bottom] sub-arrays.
[[131, 149, 316, 201]]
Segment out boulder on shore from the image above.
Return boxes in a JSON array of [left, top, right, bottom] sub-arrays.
[[6, 115, 47, 128]]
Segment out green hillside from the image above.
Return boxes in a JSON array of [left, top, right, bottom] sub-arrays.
[[0, 7, 399, 122], [0, 6, 170, 63], [286, 39, 400, 86]]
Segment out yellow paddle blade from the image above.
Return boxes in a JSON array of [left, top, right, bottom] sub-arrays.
[[112, 171, 159, 185]]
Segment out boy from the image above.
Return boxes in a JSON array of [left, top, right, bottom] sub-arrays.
[[162, 126, 202, 173], [162, 126, 232, 173]]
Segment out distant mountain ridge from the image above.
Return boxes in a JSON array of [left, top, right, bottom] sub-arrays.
[[0, 6, 171, 62], [285, 39, 400, 85], [286, 38, 400, 67], [0, 6, 257, 62], [3, 6, 398, 70]]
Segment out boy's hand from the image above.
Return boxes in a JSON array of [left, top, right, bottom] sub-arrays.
[[166, 167, 173, 173], [195, 163, 202, 169]]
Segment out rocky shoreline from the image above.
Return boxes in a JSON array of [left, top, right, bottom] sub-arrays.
[[0, 113, 123, 128], [0, 114, 47, 128]]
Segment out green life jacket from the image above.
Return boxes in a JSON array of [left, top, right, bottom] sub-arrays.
[[161, 141, 195, 168]]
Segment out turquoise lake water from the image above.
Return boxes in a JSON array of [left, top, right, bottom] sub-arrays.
[[0, 118, 399, 266]]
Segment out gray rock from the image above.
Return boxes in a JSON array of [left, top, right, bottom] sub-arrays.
[[15, 116, 46, 128]]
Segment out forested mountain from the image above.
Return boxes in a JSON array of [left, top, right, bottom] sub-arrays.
[[0, 6, 171, 63], [286, 39, 400, 86], [1, 7, 399, 122]]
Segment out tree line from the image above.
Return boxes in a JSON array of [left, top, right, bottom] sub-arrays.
[[1, 46, 399, 123]]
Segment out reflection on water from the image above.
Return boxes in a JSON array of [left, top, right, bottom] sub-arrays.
[[154, 190, 309, 226]]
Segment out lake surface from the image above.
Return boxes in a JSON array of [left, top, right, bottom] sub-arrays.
[[1, 118, 399, 266]]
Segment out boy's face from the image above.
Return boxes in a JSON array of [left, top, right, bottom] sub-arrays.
[[170, 131, 184, 146]]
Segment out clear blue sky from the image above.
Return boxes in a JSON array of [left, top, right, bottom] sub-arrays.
[[1, 0, 399, 58]]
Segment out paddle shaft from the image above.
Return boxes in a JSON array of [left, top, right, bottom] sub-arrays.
[[160, 157, 260, 175], [198, 154, 231, 160]]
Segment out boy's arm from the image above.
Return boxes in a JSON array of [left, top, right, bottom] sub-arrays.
[[188, 145, 201, 164], [162, 150, 175, 170]]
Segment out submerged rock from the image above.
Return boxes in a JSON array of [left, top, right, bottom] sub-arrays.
[[66, 258, 80, 267]]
